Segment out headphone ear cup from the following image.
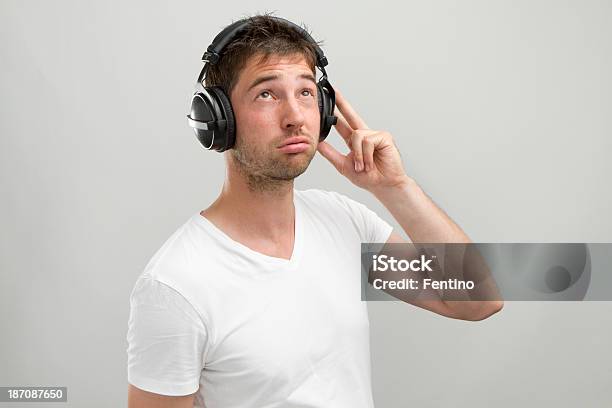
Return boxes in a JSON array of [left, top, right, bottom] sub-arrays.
[[317, 83, 335, 141], [208, 86, 236, 151], [190, 88, 221, 150]]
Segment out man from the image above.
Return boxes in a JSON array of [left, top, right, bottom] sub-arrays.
[[127, 14, 503, 408]]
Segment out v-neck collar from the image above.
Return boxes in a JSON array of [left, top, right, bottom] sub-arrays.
[[193, 191, 303, 271]]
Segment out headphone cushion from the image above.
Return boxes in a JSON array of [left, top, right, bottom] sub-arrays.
[[317, 83, 325, 115], [317, 83, 327, 139], [317, 83, 335, 140], [209, 86, 236, 150]]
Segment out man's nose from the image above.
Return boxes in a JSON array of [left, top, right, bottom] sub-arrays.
[[280, 97, 306, 130]]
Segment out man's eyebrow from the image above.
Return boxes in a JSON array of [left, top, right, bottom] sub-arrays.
[[246, 73, 316, 92]]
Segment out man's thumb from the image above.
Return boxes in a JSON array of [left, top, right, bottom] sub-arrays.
[[317, 141, 346, 174]]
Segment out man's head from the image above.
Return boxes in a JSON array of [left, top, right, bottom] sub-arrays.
[[205, 14, 324, 192]]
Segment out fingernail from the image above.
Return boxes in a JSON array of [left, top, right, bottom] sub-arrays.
[[354, 162, 358, 172]]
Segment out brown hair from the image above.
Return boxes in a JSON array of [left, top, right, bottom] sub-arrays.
[[204, 12, 323, 98]]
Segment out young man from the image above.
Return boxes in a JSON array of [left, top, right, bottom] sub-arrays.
[[127, 14, 502, 408]]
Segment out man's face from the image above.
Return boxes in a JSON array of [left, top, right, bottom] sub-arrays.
[[228, 53, 320, 189]]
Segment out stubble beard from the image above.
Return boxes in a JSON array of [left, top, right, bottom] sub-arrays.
[[231, 137, 317, 194]]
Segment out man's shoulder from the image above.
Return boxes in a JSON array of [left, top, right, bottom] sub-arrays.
[[138, 214, 213, 284]]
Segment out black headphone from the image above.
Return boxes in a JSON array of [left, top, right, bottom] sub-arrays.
[[187, 16, 337, 152]]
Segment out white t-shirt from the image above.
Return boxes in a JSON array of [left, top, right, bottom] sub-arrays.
[[126, 188, 393, 408]]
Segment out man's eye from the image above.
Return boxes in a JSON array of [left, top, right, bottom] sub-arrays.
[[302, 89, 315, 97], [258, 90, 271, 99]]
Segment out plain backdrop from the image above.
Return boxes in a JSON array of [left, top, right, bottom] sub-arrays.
[[1, 0, 611, 406]]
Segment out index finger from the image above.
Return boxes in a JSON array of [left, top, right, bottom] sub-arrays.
[[334, 88, 370, 130], [334, 108, 353, 147]]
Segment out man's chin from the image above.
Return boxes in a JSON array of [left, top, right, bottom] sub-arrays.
[[275, 165, 309, 180], [268, 160, 312, 181], [284, 152, 315, 171]]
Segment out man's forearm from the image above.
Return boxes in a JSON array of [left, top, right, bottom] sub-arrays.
[[371, 176, 504, 319], [371, 176, 471, 244]]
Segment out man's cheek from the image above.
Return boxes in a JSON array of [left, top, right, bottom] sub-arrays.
[[309, 110, 321, 132]]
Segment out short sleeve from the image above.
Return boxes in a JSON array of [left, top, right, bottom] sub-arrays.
[[327, 191, 394, 243], [126, 275, 208, 396]]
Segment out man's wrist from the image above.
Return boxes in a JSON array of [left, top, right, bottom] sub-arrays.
[[370, 175, 419, 201]]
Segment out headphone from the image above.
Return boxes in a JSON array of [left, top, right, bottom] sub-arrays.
[[186, 16, 337, 152]]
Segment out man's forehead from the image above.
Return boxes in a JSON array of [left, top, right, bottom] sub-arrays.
[[242, 53, 314, 79]]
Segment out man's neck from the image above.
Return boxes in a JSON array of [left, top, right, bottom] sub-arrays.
[[201, 172, 296, 244]]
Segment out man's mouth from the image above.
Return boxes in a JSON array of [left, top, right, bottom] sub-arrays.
[[277, 136, 311, 154]]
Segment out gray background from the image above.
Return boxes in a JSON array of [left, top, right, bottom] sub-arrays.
[[1, 0, 611, 406]]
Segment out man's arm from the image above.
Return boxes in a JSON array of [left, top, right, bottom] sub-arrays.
[[372, 176, 471, 244], [128, 384, 195, 408], [371, 177, 503, 321], [127, 277, 207, 407], [316, 89, 502, 320], [383, 231, 504, 321]]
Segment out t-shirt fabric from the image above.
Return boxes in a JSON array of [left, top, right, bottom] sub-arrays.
[[126, 188, 394, 408]]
